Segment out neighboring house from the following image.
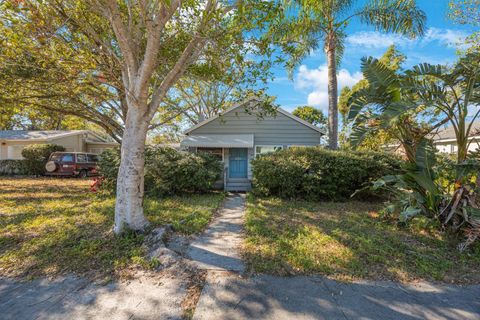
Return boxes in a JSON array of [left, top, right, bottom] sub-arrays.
[[433, 122, 480, 154], [0, 130, 118, 160], [180, 98, 325, 191]]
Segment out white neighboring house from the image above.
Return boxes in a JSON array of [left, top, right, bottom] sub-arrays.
[[432, 122, 480, 154], [0, 130, 118, 160]]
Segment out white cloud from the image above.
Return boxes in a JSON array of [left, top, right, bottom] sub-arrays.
[[295, 64, 363, 111], [424, 27, 470, 48], [346, 28, 469, 50], [346, 32, 410, 49]]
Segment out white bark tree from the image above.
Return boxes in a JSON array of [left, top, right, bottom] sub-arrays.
[[96, 0, 232, 233]]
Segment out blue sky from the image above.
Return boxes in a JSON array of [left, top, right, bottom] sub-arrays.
[[267, 0, 478, 113]]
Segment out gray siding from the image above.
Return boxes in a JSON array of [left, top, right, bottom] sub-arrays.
[[189, 108, 321, 146]]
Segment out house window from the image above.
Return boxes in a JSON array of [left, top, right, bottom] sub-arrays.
[[197, 147, 223, 161], [255, 145, 283, 158]]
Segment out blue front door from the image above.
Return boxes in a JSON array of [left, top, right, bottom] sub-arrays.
[[229, 148, 248, 178]]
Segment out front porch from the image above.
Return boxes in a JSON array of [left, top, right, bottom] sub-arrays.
[[180, 134, 254, 192]]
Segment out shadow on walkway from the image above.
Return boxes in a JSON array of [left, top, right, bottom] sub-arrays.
[[187, 193, 246, 272], [193, 272, 480, 320]]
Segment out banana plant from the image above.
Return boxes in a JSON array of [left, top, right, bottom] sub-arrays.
[[348, 53, 480, 250], [347, 57, 448, 163]]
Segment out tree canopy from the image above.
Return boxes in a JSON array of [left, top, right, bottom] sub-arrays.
[[292, 106, 327, 128]]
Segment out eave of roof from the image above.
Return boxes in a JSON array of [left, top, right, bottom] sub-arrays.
[[0, 130, 114, 143]]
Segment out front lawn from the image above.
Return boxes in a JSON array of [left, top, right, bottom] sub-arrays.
[[0, 178, 225, 279], [244, 195, 480, 283]]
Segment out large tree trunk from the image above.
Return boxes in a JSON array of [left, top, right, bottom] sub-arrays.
[[326, 39, 338, 150], [114, 102, 150, 234]]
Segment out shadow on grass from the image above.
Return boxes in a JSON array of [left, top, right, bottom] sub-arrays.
[[244, 196, 480, 283], [0, 178, 225, 279]]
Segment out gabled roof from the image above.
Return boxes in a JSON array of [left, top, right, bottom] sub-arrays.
[[0, 130, 114, 143], [184, 97, 326, 135]]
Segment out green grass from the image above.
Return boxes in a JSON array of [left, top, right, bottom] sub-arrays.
[[0, 177, 225, 279], [244, 195, 480, 283]]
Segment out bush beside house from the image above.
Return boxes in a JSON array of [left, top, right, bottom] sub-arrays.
[[98, 147, 222, 196], [21, 144, 65, 176], [252, 147, 402, 200], [0, 160, 28, 176]]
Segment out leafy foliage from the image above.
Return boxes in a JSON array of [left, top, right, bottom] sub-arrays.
[[21, 144, 65, 176], [292, 106, 327, 128], [98, 147, 222, 196], [252, 147, 402, 200], [0, 160, 28, 176], [339, 45, 406, 149]]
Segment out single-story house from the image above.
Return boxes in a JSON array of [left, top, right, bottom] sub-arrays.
[[0, 130, 118, 160], [180, 98, 325, 191], [433, 122, 480, 154]]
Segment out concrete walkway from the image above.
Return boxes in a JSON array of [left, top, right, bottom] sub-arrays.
[[186, 193, 246, 272], [0, 274, 186, 320], [193, 273, 480, 320]]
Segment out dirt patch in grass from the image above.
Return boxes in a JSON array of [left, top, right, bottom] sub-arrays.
[[244, 195, 480, 284], [0, 177, 225, 279]]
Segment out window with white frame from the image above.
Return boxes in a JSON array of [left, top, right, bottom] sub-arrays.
[[255, 145, 283, 158]]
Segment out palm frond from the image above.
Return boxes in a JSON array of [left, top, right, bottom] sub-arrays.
[[360, 56, 398, 90], [360, 0, 426, 38]]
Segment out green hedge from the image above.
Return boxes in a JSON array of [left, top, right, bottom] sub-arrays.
[[98, 147, 222, 196], [0, 160, 28, 176], [21, 144, 65, 176], [251, 147, 402, 200]]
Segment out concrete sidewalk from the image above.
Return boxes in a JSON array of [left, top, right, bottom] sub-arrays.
[[186, 193, 246, 272], [193, 272, 480, 320], [0, 275, 186, 320]]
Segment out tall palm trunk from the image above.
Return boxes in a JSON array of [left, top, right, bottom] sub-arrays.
[[326, 36, 338, 149], [114, 98, 150, 234]]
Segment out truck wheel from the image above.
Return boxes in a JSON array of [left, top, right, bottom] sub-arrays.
[[78, 170, 88, 178]]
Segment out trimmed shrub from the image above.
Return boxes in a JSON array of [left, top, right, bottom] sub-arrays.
[[0, 160, 28, 176], [21, 144, 65, 175], [252, 147, 402, 200], [97, 147, 222, 196]]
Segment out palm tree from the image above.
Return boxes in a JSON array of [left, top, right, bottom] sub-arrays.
[[279, 0, 426, 149]]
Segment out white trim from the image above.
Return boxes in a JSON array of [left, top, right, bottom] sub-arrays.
[[85, 140, 119, 145], [0, 130, 113, 143], [184, 97, 326, 135], [254, 145, 284, 158], [181, 134, 254, 148], [433, 136, 480, 144]]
